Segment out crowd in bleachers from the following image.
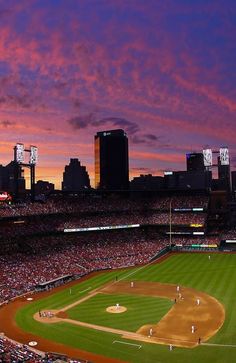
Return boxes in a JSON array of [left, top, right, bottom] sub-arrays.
[[0, 210, 207, 239], [148, 195, 208, 210], [62, 212, 206, 230], [221, 229, 236, 240], [169, 236, 220, 246], [0, 336, 89, 362], [0, 228, 220, 305], [0, 229, 168, 303], [0, 195, 208, 241], [0, 336, 43, 363], [0, 195, 208, 218]]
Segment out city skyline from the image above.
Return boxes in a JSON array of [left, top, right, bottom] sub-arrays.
[[0, 0, 236, 188], [4, 136, 232, 191]]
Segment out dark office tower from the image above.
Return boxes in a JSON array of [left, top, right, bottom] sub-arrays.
[[0, 165, 4, 190], [35, 180, 54, 195], [186, 153, 204, 172], [62, 158, 90, 191], [231, 171, 236, 196], [95, 129, 129, 190], [217, 156, 231, 192], [130, 174, 164, 191], [4, 161, 25, 196]]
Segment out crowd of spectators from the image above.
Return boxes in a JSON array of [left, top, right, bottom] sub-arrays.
[[61, 212, 206, 231], [0, 229, 168, 303], [148, 212, 205, 225], [0, 210, 207, 240], [0, 336, 43, 362], [169, 236, 220, 246], [146, 195, 208, 210], [0, 227, 220, 304], [0, 194, 208, 242], [0, 336, 90, 362], [221, 229, 236, 240], [0, 194, 209, 218]]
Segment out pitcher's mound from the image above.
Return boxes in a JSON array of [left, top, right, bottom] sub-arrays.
[[106, 306, 127, 314]]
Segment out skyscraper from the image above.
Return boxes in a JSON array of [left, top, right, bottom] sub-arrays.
[[95, 129, 129, 190], [186, 153, 204, 172], [0, 161, 25, 196], [62, 158, 90, 191], [231, 171, 236, 197], [217, 156, 231, 192]]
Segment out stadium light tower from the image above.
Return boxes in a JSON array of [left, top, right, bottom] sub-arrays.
[[169, 199, 172, 249]]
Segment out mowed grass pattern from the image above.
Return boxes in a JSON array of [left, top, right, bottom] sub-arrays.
[[15, 253, 236, 363], [68, 293, 172, 331]]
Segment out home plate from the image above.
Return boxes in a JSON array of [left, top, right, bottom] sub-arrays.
[[28, 341, 38, 346], [27, 297, 33, 301]]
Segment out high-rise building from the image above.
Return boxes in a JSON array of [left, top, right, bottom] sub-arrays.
[[130, 174, 164, 191], [62, 158, 90, 191], [0, 161, 25, 196], [35, 180, 54, 195], [95, 129, 129, 190], [164, 170, 212, 190], [217, 156, 231, 192], [231, 171, 236, 196], [186, 153, 204, 172]]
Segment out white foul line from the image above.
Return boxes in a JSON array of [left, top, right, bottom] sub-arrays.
[[116, 252, 169, 283], [79, 287, 91, 293], [201, 342, 236, 348], [113, 340, 142, 349]]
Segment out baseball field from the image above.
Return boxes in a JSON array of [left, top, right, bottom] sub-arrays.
[[1, 252, 236, 363]]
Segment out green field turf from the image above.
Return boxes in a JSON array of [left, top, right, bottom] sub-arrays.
[[67, 293, 172, 331], [15, 253, 236, 363]]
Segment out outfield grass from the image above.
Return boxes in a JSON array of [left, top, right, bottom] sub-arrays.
[[15, 253, 236, 363]]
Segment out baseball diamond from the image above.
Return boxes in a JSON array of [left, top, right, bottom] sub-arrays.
[[0, 252, 236, 363]]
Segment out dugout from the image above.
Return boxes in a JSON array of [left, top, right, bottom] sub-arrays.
[[220, 240, 236, 251], [35, 274, 73, 291]]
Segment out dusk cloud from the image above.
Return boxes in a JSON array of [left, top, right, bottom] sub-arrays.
[[0, 0, 235, 188], [68, 114, 162, 146], [0, 120, 15, 128], [68, 115, 139, 133], [68, 114, 96, 129]]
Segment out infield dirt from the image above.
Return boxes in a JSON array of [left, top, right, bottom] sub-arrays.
[[100, 281, 225, 347], [34, 279, 224, 349]]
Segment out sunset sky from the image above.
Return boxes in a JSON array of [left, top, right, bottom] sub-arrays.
[[0, 0, 236, 188]]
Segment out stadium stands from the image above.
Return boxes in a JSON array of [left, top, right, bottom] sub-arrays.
[[221, 229, 236, 240], [0, 229, 168, 303], [0, 194, 208, 218], [0, 193, 218, 362], [0, 335, 90, 363]]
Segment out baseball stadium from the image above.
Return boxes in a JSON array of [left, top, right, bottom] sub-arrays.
[[0, 191, 236, 363]]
